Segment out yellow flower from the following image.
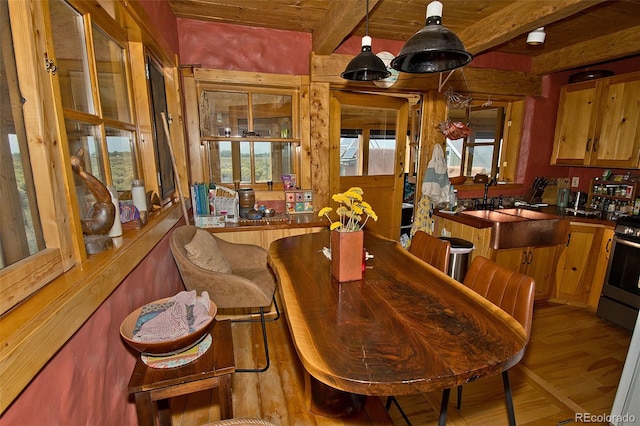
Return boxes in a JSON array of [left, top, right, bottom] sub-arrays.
[[319, 189, 377, 232], [318, 207, 333, 217], [342, 190, 363, 202]]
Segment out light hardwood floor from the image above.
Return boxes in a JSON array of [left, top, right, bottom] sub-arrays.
[[170, 302, 632, 425]]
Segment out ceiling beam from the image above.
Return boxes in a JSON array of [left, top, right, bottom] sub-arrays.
[[312, 0, 380, 55], [532, 24, 640, 75], [459, 0, 606, 55], [309, 53, 542, 97]]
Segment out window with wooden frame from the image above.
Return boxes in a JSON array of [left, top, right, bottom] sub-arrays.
[[198, 86, 299, 188], [50, 0, 138, 194], [0, 0, 180, 315]]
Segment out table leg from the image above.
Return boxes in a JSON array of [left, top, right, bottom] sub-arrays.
[[218, 374, 233, 419], [305, 373, 365, 417], [133, 392, 158, 426]]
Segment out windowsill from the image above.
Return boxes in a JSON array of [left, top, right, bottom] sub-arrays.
[[0, 202, 185, 414]]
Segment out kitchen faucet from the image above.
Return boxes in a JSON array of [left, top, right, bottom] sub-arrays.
[[474, 175, 498, 210]]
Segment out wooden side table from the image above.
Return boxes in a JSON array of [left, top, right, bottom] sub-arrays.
[[128, 320, 235, 426]]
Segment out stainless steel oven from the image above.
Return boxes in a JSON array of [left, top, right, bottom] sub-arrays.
[[597, 216, 640, 330]]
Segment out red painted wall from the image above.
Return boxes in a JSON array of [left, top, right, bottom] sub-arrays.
[[0, 227, 185, 426], [138, 0, 181, 55], [177, 20, 312, 74]]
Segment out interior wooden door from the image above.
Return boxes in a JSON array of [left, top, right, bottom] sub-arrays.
[[330, 92, 408, 240]]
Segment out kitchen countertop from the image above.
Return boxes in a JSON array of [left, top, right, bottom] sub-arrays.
[[435, 206, 616, 228]]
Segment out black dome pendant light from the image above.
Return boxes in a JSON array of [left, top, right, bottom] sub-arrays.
[[391, 1, 472, 74], [341, 0, 391, 81]]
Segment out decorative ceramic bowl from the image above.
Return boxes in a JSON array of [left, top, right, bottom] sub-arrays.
[[449, 176, 467, 186], [245, 210, 263, 220], [263, 208, 276, 218], [120, 297, 217, 355]]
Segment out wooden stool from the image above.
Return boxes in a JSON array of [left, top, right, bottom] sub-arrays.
[[128, 320, 235, 426]]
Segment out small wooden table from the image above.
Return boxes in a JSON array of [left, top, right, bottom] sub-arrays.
[[127, 320, 235, 426], [268, 231, 528, 417]]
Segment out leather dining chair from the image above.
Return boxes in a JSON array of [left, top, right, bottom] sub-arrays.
[[170, 225, 280, 373], [408, 230, 451, 273], [441, 255, 535, 426]]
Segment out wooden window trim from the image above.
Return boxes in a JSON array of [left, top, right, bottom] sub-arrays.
[[1, 0, 189, 413]]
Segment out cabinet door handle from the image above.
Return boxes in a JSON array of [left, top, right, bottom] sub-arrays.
[[527, 250, 533, 265], [606, 238, 612, 253], [593, 138, 599, 152], [586, 138, 592, 152], [566, 233, 571, 246]]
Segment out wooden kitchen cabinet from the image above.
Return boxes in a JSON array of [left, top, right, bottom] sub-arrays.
[[587, 227, 614, 309], [492, 245, 559, 300], [551, 71, 640, 168], [555, 223, 604, 305]]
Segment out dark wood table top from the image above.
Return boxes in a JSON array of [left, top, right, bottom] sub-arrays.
[[268, 231, 528, 396]]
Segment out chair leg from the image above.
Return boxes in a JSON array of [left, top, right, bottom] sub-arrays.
[[385, 396, 412, 426], [234, 307, 270, 373], [456, 385, 463, 409], [438, 388, 450, 426], [502, 370, 516, 426]]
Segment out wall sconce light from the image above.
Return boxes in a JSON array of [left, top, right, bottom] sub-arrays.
[[341, 0, 391, 81], [391, 1, 472, 74], [526, 27, 546, 45]]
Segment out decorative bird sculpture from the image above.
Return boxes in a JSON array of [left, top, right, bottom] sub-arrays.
[[70, 148, 115, 235]]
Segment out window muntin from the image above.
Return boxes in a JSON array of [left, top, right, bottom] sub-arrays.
[[200, 87, 298, 186], [446, 106, 505, 178]]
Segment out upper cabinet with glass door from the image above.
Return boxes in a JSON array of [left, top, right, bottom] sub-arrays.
[[199, 87, 298, 187]]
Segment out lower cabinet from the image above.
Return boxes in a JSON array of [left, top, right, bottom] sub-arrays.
[[555, 223, 613, 308], [588, 227, 614, 309], [492, 245, 560, 300]]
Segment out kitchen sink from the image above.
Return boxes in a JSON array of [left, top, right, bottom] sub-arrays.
[[497, 208, 562, 220], [458, 208, 569, 249]]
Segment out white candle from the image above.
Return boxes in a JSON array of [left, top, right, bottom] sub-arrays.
[[427, 1, 443, 18], [131, 179, 147, 213]]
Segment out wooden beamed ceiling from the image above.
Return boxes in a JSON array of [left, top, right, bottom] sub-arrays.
[[169, 0, 640, 76]]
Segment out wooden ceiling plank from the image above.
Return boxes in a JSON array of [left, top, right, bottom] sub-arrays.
[[532, 24, 640, 75], [459, 0, 607, 55], [312, 0, 380, 55]]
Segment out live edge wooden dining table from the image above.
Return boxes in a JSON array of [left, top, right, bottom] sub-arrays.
[[267, 231, 528, 419]]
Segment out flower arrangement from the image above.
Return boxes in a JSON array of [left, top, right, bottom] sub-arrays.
[[318, 187, 378, 232]]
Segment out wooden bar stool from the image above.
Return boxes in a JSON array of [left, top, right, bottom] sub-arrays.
[[128, 320, 235, 426]]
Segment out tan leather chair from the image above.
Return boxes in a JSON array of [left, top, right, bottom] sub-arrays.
[[408, 231, 451, 273], [170, 225, 280, 373], [442, 256, 535, 426]]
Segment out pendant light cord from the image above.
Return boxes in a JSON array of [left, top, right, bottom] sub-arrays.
[[365, 0, 369, 37]]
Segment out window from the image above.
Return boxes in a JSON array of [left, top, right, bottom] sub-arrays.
[[50, 0, 137, 192], [199, 88, 297, 186], [0, 0, 44, 268], [147, 56, 174, 200], [339, 104, 398, 177], [446, 105, 505, 178]]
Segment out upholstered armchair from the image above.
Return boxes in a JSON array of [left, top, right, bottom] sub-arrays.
[[170, 225, 279, 372]]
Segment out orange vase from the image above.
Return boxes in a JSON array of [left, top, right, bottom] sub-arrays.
[[331, 230, 364, 282]]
